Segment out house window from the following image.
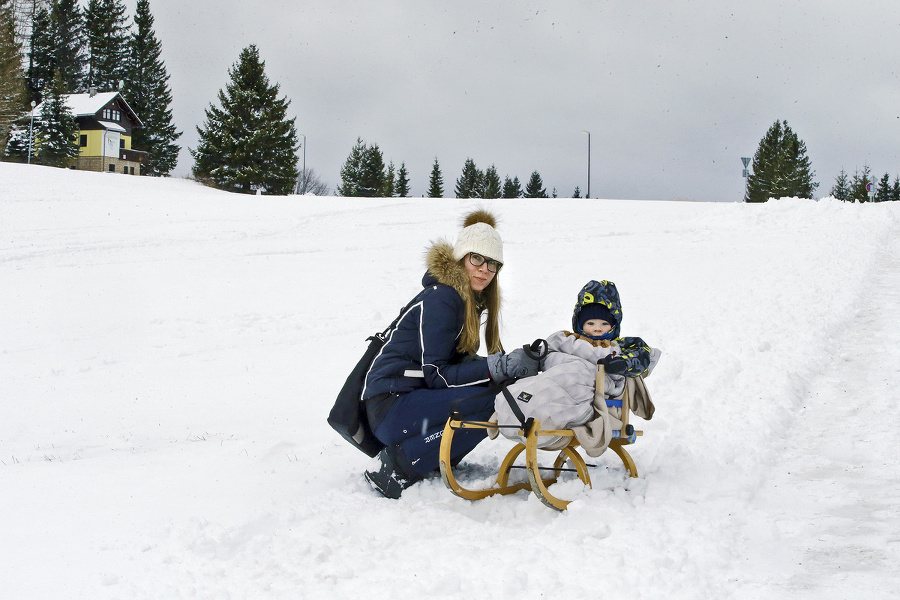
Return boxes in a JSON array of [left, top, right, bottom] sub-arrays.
[[123, 165, 128, 174], [80, 135, 87, 147], [120, 139, 125, 148], [108, 164, 115, 172], [101, 108, 122, 121]]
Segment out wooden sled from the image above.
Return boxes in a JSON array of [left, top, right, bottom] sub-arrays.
[[438, 364, 643, 511]]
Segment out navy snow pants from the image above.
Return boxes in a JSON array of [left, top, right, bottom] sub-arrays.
[[372, 385, 495, 478]]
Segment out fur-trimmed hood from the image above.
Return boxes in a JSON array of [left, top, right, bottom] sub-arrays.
[[424, 240, 472, 300], [422, 238, 503, 355]]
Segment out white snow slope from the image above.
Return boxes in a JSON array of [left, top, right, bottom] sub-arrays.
[[2, 162, 899, 600]]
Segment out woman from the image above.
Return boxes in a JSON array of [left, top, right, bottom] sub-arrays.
[[362, 209, 539, 498]]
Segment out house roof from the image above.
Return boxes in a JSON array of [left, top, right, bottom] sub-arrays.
[[31, 92, 143, 128]]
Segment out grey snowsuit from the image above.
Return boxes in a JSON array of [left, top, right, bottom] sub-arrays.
[[494, 330, 660, 452]]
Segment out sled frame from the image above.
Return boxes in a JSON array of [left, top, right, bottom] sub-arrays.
[[438, 363, 643, 510], [438, 418, 592, 510]]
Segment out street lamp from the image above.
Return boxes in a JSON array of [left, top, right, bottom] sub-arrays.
[[28, 100, 36, 164], [581, 130, 591, 198], [298, 133, 306, 194]]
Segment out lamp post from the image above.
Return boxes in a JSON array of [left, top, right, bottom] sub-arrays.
[[581, 130, 591, 198], [28, 101, 36, 164], [298, 133, 306, 194], [741, 157, 751, 200]]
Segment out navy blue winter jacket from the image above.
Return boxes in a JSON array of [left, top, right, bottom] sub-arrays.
[[361, 271, 491, 400]]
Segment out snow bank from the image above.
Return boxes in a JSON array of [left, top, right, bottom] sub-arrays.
[[2, 162, 898, 599]]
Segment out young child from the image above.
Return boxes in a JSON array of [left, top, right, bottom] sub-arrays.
[[494, 280, 660, 453]]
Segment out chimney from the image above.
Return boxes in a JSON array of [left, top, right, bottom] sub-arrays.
[[89, 87, 97, 97]]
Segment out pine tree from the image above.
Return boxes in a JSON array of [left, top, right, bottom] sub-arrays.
[[745, 120, 817, 202], [395, 162, 410, 197], [24, 4, 51, 102], [382, 161, 395, 197], [191, 45, 299, 195], [455, 158, 481, 198], [123, 0, 180, 175], [84, 0, 128, 91], [359, 142, 385, 196], [524, 171, 547, 198], [0, 0, 26, 154], [427, 157, 443, 198], [337, 138, 385, 196], [337, 138, 365, 196], [572, 186, 581, 198], [32, 71, 79, 166], [849, 165, 872, 203], [875, 172, 892, 203], [27, 0, 86, 102], [502, 175, 522, 198], [831, 169, 850, 201], [891, 176, 900, 202], [481, 164, 501, 198]]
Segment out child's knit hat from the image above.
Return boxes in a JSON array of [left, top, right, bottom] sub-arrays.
[[577, 303, 617, 331]]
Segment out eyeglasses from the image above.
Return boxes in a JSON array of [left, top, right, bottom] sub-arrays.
[[468, 253, 502, 273]]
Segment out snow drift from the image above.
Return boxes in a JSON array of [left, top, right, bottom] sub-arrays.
[[2, 162, 899, 599]]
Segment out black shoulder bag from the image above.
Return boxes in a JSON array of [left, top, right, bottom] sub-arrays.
[[327, 296, 419, 457]]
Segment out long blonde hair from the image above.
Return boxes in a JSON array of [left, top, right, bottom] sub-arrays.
[[457, 269, 503, 355]]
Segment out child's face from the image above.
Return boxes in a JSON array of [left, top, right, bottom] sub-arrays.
[[582, 319, 613, 337]]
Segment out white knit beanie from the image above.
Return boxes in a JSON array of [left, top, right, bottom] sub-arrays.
[[452, 209, 503, 264]]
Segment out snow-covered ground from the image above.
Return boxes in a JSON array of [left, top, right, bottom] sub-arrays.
[[2, 162, 899, 599]]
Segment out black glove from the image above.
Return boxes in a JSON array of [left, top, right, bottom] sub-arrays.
[[599, 354, 628, 375], [487, 348, 540, 382]]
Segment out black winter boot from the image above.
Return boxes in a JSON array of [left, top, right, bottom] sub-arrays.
[[364, 445, 423, 499]]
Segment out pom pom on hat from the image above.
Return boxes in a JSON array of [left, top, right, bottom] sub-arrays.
[[453, 209, 503, 263]]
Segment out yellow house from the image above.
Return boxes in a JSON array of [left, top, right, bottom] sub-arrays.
[[33, 90, 148, 174]]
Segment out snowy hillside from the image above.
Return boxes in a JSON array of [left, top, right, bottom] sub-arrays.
[[2, 162, 899, 599]]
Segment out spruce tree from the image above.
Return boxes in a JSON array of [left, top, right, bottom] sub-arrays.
[[382, 161, 395, 197], [524, 171, 547, 198], [502, 175, 522, 198], [892, 177, 900, 202], [572, 186, 581, 198], [337, 138, 385, 197], [875, 172, 892, 203], [0, 0, 26, 153], [24, 5, 52, 102], [831, 169, 850, 201], [849, 165, 872, 203], [123, 0, 180, 175], [27, 0, 87, 103], [192, 45, 299, 195], [481, 164, 501, 198], [745, 120, 817, 202], [85, 0, 129, 91], [395, 162, 410, 197], [455, 158, 481, 198], [337, 138, 365, 196], [427, 157, 443, 198], [33, 71, 79, 167]]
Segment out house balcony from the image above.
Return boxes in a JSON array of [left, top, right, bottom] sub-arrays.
[[119, 148, 149, 163]]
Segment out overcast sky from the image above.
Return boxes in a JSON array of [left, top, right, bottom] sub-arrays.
[[122, 0, 900, 201]]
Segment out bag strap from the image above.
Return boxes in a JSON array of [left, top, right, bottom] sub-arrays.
[[371, 290, 425, 343]]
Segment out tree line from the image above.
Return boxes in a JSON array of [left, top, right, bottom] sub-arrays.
[[5, 4, 896, 200], [336, 138, 581, 199], [0, 0, 180, 174], [745, 119, 899, 203]]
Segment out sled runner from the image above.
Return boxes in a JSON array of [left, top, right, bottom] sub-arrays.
[[438, 363, 645, 510]]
